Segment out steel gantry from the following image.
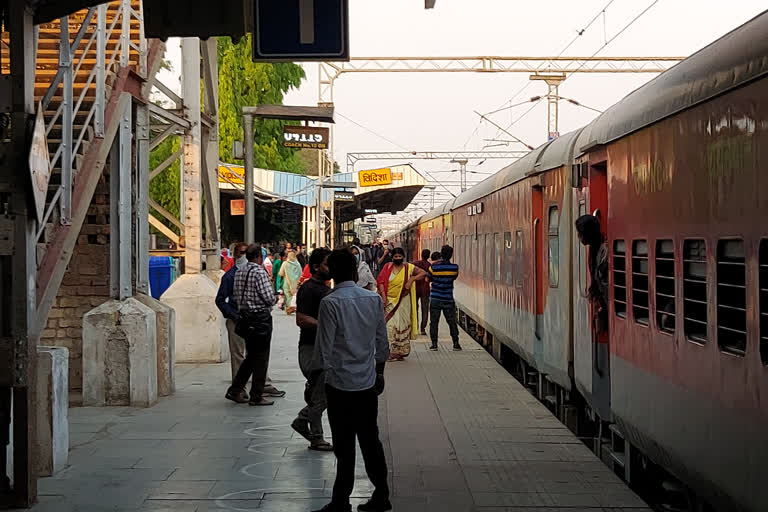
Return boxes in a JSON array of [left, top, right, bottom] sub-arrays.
[[319, 56, 684, 138]]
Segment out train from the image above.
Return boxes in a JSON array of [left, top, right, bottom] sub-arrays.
[[390, 11, 768, 512]]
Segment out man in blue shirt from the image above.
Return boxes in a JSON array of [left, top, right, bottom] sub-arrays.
[[312, 248, 391, 512], [427, 245, 462, 351], [215, 242, 284, 398]]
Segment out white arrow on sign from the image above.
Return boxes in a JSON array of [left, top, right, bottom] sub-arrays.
[[300, 0, 315, 44]]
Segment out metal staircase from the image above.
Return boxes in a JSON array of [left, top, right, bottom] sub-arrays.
[[1, 0, 162, 332]]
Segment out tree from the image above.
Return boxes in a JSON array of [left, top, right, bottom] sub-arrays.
[[217, 35, 306, 173], [148, 135, 181, 236]]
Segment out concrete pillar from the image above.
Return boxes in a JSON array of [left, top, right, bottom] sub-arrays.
[[35, 347, 69, 477], [134, 294, 176, 397], [204, 268, 224, 286], [159, 37, 227, 363], [181, 37, 202, 273], [82, 298, 158, 407], [161, 275, 228, 363]]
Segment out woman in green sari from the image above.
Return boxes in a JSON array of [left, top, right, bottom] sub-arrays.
[[279, 250, 303, 315]]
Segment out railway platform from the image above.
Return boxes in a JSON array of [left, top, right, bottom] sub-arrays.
[[30, 312, 649, 512]]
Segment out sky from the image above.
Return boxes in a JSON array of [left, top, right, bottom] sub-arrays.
[[157, 1, 767, 229]]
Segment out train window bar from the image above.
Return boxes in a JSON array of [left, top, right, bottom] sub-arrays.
[[578, 201, 588, 297], [548, 206, 560, 288], [494, 233, 502, 281], [760, 239, 768, 365], [504, 232, 513, 285], [632, 240, 650, 326], [515, 230, 524, 288], [655, 240, 676, 334], [683, 239, 708, 344], [485, 233, 492, 280], [717, 239, 747, 357], [613, 239, 627, 318]]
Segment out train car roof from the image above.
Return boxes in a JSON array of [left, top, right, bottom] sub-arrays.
[[453, 144, 550, 208], [577, 10, 768, 153], [530, 128, 584, 174], [420, 199, 455, 223]]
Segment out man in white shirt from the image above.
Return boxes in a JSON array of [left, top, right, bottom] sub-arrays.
[[311, 248, 391, 512]]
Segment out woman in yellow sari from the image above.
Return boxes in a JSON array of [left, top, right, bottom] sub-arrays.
[[376, 247, 427, 361]]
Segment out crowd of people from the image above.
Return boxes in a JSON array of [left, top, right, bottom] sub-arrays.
[[214, 239, 461, 512]]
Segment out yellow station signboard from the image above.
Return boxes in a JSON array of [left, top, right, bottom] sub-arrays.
[[358, 167, 392, 187], [219, 165, 245, 186]]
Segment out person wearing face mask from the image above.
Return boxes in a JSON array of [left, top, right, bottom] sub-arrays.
[[291, 248, 334, 451], [351, 245, 376, 291], [216, 242, 285, 397], [376, 240, 392, 271], [375, 247, 427, 361]]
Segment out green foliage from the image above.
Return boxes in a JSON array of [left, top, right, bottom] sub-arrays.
[[148, 136, 180, 232], [217, 35, 306, 173]]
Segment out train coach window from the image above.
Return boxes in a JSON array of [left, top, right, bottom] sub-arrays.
[[613, 240, 627, 318], [717, 239, 746, 357], [760, 239, 767, 365], [485, 233, 492, 279], [494, 233, 502, 281], [548, 206, 560, 287], [515, 230, 524, 288], [655, 240, 676, 334], [683, 240, 708, 344], [632, 240, 650, 325], [504, 232, 513, 284]]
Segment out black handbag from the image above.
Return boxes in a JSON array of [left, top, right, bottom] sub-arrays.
[[235, 310, 272, 338], [234, 267, 273, 338]]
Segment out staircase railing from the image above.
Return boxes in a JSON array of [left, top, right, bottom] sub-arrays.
[[36, 0, 146, 241]]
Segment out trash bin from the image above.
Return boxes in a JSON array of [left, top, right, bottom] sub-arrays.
[[148, 256, 174, 299]]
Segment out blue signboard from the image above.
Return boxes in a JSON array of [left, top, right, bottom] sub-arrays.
[[253, 0, 350, 61]]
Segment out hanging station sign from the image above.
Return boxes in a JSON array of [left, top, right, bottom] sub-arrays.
[[363, 208, 378, 214], [282, 126, 329, 149], [358, 168, 392, 187], [252, 0, 350, 62], [334, 190, 355, 202]]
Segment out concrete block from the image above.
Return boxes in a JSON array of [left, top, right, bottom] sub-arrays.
[[82, 298, 158, 407], [161, 274, 228, 364], [35, 346, 69, 476], [135, 293, 176, 396]]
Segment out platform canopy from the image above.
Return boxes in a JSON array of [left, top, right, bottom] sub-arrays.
[[218, 163, 427, 222]]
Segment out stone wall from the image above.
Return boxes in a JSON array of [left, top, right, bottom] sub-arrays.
[[40, 173, 111, 398]]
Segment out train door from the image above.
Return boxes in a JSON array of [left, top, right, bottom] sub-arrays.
[[589, 161, 611, 420], [532, 185, 544, 341]]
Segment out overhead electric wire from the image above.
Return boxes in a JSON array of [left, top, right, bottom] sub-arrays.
[[495, 0, 661, 136], [468, 0, 620, 145], [336, 112, 410, 151]]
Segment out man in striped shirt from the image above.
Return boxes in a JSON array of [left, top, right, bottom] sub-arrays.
[[426, 245, 462, 351]]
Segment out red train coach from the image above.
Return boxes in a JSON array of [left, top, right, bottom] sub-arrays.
[[575, 12, 768, 511], [394, 10, 768, 511]]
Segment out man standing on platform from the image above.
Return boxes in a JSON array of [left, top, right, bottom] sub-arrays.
[[413, 248, 432, 335], [291, 248, 334, 451], [427, 245, 462, 351], [226, 244, 279, 406], [296, 243, 307, 268], [312, 248, 391, 512], [215, 243, 284, 398]]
